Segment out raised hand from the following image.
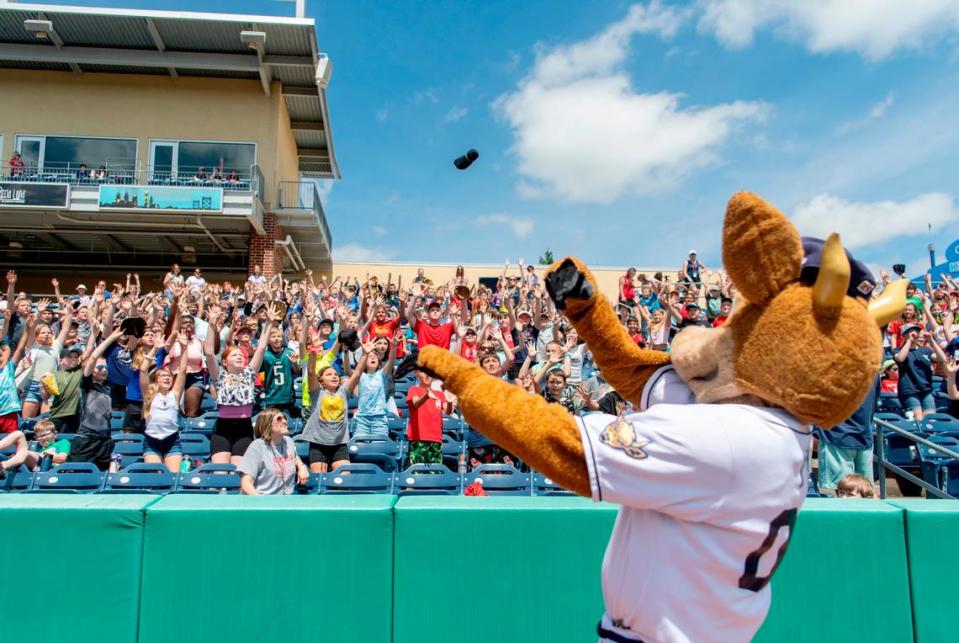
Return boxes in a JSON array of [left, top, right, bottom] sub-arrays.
[[5, 270, 16, 285], [178, 331, 189, 347], [51, 278, 59, 289], [36, 298, 51, 313]]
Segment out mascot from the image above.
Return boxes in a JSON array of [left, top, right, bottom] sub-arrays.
[[415, 192, 907, 643]]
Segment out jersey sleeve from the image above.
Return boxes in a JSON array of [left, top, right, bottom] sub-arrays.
[[639, 365, 696, 410], [578, 405, 733, 520]]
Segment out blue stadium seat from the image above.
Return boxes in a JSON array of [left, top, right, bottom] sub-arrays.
[[293, 438, 310, 461], [442, 415, 463, 440], [199, 393, 218, 413], [531, 472, 575, 496], [922, 460, 959, 497], [1, 465, 36, 492], [181, 412, 218, 435], [917, 435, 959, 463], [394, 464, 461, 496], [322, 463, 393, 494], [387, 415, 407, 439], [111, 433, 145, 467], [348, 435, 401, 472], [175, 463, 241, 494], [916, 414, 959, 434], [180, 433, 211, 462], [465, 464, 531, 496], [294, 472, 323, 495], [29, 463, 105, 493], [440, 434, 464, 472], [102, 463, 176, 494]]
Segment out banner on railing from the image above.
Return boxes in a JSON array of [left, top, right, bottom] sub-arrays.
[[98, 185, 223, 213], [0, 182, 69, 209]]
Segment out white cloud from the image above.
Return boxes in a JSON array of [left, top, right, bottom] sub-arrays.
[[494, 3, 766, 203], [412, 88, 439, 105], [792, 192, 959, 250], [476, 213, 535, 238], [375, 103, 390, 123], [333, 243, 394, 262], [371, 225, 387, 237], [443, 106, 468, 123], [385, 191, 400, 204], [835, 92, 894, 134], [697, 0, 959, 60]]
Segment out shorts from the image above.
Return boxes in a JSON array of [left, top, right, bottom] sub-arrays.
[[67, 433, 114, 471], [144, 432, 183, 457], [110, 383, 128, 410], [184, 372, 207, 391], [52, 415, 80, 434], [899, 391, 936, 413], [0, 412, 18, 434], [407, 440, 442, 466], [122, 402, 144, 433], [817, 439, 873, 490], [353, 413, 389, 437], [23, 380, 43, 405], [210, 416, 253, 457], [308, 442, 349, 466]]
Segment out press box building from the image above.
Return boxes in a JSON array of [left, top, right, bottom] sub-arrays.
[[0, 2, 338, 287]]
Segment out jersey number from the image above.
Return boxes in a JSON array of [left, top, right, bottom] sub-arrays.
[[272, 363, 286, 387], [738, 508, 797, 592]]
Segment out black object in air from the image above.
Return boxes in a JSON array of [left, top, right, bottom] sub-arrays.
[[454, 149, 479, 170]]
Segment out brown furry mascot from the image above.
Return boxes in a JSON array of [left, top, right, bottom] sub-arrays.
[[416, 192, 906, 642]]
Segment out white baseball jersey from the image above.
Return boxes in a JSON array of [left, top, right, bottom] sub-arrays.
[[579, 366, 811, 643]]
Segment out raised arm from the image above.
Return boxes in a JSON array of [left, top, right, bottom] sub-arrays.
[[203, 316, 220, 381], [54, 303, 74, 349], [85, 329, 124, 377], [170, 332, 191, 401], [247, 305, 277, 373]]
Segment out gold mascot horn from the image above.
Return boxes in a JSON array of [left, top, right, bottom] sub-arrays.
[[869, 279, 910, 326], [812, 233, 850, 311]]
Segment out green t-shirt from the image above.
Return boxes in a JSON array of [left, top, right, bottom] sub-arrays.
[[39, 438, 71, 456], [261, 348, 296, 406], [50, 367, 84, 419]]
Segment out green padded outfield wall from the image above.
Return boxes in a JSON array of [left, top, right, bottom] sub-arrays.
[[138, 495, 396, 643], [754, 499, 913, 643], [0, 494, 157, 643], [393, 496, 618, 643], [887, 499, 959, 643]]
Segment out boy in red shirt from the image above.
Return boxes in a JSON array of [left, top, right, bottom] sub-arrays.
[[366, 303, 405, 357], [405, 283, 468, 350], [406, 369, 453, 466]]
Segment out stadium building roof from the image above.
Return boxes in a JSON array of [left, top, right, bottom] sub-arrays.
[[0, 2, 339, 178]]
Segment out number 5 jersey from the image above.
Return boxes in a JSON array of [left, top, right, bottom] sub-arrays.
[[577, 365, 811, 643]]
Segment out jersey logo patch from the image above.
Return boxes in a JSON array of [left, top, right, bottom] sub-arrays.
[[599, 417, 649, 460]]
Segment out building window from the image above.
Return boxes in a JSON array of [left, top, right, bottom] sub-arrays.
[[15, 135, 136, 174], [150, 140, 256, 180]]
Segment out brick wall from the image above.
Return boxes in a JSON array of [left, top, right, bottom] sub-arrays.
[[248, 212, 283, 277]]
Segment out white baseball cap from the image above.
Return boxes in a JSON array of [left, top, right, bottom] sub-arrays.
[[76, 284, 87, 291]]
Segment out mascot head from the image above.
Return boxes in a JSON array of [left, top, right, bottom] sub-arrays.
[[669, 192, 906, 427]]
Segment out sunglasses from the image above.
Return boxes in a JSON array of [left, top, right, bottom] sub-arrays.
[[94, 365, 108, 371]]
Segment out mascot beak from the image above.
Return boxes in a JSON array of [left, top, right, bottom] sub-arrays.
[[812, 233, 850, 312], [869, 279, 910, 326]]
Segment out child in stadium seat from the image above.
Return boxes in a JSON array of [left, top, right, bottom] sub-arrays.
[[350, 333, 400, 438], [205, 306, 277, 466], [300, 346, 362, 473], [836, 474, 877, 499], [0, 419, 70, 478], [238, 408, 309, 495], [406, 369, 453, 466], [259, 326, 301, 419], [141, 333, 190, 473], [67, 328, 126, 470]]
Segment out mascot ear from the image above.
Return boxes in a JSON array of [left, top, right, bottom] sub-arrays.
[[722, 192, 803, 304]]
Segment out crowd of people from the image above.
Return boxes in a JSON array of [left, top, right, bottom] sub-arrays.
[[0, 256, 955, 497]]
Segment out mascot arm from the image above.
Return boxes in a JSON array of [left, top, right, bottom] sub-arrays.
[[545, 257, 671, 407], [418, 346, 591, 497]]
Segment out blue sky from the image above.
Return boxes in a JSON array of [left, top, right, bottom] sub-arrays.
[[36, 0, 959, 275]]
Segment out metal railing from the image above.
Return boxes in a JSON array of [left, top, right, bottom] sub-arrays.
[[2, 161, 260, 193], [874, 417, 958, 499], [276, 180, 332, 249]]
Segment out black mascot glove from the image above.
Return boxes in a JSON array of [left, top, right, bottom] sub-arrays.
[[545, 259, 594, 311]]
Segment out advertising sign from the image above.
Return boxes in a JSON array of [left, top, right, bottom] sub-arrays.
[[0, 182, 69, 209], [98, 185, 223, 213]]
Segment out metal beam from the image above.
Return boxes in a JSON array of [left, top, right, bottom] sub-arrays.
[[37, 12, 81, 74], [262, 55, 313, 67], [290, 121, 324, 131], [35, 232, 79, 251], [0, 43, 263, 72], [296, 148, 330, 158], [103, 234, 133, 252], [159, 236, 182, 253], [248, 26, 271, 97], [145, 17, 177, 79], [281, 85, 317, 96]]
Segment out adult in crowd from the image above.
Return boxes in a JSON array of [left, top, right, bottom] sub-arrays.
[[238, 408, 309, 495]]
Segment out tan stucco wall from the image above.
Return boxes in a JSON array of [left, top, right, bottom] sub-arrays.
[[327, 261, 711, 301], [0, 69, 298, 205]]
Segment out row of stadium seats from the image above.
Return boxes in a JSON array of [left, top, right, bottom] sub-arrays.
[[874, 412, 959, 496], [0, 462, 572, 496]]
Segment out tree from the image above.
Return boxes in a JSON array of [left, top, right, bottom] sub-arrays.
[[538, 248, 554, 265]]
